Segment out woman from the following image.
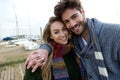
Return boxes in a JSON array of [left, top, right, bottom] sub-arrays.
[[24, 17, 81, 80]]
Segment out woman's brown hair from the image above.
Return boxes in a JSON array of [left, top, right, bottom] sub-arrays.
[[41, 16, 65, 80]]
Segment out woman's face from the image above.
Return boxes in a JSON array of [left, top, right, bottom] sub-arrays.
[[50, 21, 69, 44]]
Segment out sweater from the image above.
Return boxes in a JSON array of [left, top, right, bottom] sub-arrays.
[[23, 50, 81, 80], [72, 18, 120, 80]]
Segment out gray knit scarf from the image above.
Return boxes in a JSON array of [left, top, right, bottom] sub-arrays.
[[88, 18, 108, 80]]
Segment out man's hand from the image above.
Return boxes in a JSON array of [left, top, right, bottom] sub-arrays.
[[25, 49, 49, 72]]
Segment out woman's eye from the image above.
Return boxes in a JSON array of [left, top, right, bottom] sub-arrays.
[[63, 27, 67, 31], [54, 32, 59, 34]]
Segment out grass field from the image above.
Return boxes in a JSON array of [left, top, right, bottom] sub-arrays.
[[0, 45, 32, 66], [0, 42, 34, 80]]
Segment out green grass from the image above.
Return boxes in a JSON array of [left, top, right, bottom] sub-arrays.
[[0, 57, 26, 67]]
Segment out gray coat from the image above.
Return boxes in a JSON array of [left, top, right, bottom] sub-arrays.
[[72, 18, 120, 80]]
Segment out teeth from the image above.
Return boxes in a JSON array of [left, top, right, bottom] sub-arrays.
[[61, 38, 67, 41], [62, 39, 66, 40]]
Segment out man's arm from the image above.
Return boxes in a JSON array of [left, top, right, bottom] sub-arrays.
[[25, 43, 51, 72], [39, 44, 52, 53]]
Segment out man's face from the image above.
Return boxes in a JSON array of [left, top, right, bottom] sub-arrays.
[[61, 8, 86, 35]]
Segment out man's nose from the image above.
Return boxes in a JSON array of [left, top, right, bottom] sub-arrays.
[[69, 20, 76, 30]]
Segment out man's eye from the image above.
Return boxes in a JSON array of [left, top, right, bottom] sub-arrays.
[[64, 21, 69, 24], [72, 15, 77, 19]]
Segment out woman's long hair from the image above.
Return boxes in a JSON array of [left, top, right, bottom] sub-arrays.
[[41, 17, 65, 80]]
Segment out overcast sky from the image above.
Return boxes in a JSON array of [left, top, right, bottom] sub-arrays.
[[0, 0, 59, 38], [0, 0, 120, 38]]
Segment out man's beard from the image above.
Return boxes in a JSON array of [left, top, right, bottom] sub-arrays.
[[77, 17, 87, 36]]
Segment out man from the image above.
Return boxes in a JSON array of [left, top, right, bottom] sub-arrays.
[[26, 0, 120, 80]]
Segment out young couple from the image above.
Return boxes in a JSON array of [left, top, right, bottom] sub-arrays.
[[24, 0, 120, 80]]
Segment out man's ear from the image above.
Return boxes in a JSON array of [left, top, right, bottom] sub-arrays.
[[81, 9, 85, 16]]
